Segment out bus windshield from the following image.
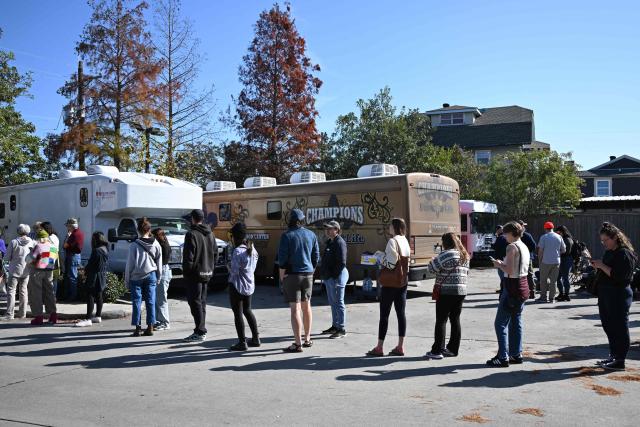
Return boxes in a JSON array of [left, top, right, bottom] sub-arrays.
[[470, 212, 497, 234], [138, 217, 191, 236]]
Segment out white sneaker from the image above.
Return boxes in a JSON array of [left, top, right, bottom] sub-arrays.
[[425, 351, 444, 360], [0, 315, 14, 321], [75, 319, 92, 327], [155, 323, 170, 331], [91, 316, 102, 323]]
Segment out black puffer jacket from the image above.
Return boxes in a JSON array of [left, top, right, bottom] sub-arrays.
[[182, 224, 218, 282], [85, 246, 109, 291], [320, 235, 347, 280]]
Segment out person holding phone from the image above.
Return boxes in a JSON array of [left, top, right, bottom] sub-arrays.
[[590, 222, 636, 371]]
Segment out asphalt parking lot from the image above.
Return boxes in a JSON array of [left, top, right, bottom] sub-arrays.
[[0, 268, 639, 426]]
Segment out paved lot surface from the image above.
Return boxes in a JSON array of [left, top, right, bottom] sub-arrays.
[[1, 268, 639, 426]]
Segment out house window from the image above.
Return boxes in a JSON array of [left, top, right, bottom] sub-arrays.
[[440, 112, 463, 125], [475, 150, 491, 165], [267, 201, 282, 220], [595, 179, 611, 197]]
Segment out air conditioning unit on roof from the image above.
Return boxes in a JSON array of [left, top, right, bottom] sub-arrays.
[[206, 181, 237, 191], [86, 165, 120, 176], [357, 163, 399, 178], [290, 171, 326, 184], [243, 176, 277, 188], [58, 170, 88, 179]]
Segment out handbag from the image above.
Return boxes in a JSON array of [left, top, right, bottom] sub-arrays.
[[378, 238, 409, 288], [432, 268, 455, 301]]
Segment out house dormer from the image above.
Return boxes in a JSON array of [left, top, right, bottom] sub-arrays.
[[579, 155, 640, 198], [425, 104, 482, 126]]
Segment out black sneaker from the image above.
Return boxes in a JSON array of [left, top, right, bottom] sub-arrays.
[[509, 355, 524, 364], [601, 360, 625, 371], [322, 326, 338, 335], [565, 295, 571, 301], [230, 341, 248, 351], [248, 337, 261, 347], [486, 356, 509, 368], [556, 294, 565, 302], [329, 329, 346, 339], [442, 349, 457, 357], [595, 356, 614, 366]]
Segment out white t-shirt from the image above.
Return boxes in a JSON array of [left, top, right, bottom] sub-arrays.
[[381, 235, 411, 269]]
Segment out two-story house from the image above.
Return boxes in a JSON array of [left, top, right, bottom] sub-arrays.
[[579, 155, 640, 198], [424, 104, 549, 164]]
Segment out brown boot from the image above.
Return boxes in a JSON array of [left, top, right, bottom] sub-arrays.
[[131, 326, 142, 337], [143, 325, 154, 336]]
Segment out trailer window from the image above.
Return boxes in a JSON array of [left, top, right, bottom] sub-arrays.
[[0, 203, 5, 219], [117, 219, 137, 238], [219, 203, 231, 222], [80, 188, 88, 207], [10, 195, 16, 211], [267, 201, 282, 220], [460, 214, 468, 232]]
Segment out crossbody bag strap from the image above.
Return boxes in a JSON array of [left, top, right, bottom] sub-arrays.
[[135, 241, 157, 269]]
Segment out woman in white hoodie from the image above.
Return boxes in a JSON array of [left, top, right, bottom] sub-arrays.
[[2, 225, 35, 320], [125, 218, 162, 337]]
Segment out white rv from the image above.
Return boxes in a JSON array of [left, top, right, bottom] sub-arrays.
[[0, 165, 227, 281]]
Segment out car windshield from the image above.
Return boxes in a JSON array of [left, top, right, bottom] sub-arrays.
[[471, 212, 497, 234], [139, 217, 190, 236]]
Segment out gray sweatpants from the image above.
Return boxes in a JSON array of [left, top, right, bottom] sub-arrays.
[[539, 263, 560, 301], [6, 276, 29, 318], [28, 270, 57, 316]]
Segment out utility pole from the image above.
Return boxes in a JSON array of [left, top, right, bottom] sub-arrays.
[[77, 60, 86, 171], [131, 123, 163, 173]]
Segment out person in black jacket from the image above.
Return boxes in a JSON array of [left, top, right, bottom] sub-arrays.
[[320, 220, 349, 339], [182, 209, 218, 343], [517, 220, 537, 299], [590, 222, 637, 371], [555, 225, 574, 301], [492, 225, 508, 293], [75, 232, 109, 327]]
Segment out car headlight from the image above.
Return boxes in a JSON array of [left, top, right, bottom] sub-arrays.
[[169, 246, 182, 264]]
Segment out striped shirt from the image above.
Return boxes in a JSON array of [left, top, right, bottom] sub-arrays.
[[427, 249, 469, 296]]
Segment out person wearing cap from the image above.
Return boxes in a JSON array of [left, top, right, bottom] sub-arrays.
[[63, 217, 84, 301], [182, 209, 218, 343], [277, 208, 320, 353], [537, 221, 566, 303], [320, 220, 349, 339], [517, 220, 537, 299], [227, 222, 260, 351], [26, 229, 59, 325]]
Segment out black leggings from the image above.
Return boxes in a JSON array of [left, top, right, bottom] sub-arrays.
[[378, 286, 407, 341], [229, 286, 259, 342], [432, 294, 465, 355], [87, 285, 104, 319]]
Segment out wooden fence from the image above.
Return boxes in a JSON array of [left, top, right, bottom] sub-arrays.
[[523, 212, 640, 259]]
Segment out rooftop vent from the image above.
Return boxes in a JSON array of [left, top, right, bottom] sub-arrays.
[[357, 163, 399, 178], [243, 176, 277, 188], [206, 181, 237, 191], [86, 165, 120, 176], [58, 170, 88, 179], [442, 103, 450, 108], [610, 156, 616, 161], [290, 171, 326, 184]]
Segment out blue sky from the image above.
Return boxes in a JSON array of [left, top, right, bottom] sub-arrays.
[[1, 0, 639, 170]]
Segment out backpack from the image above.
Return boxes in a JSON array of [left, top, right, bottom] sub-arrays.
[[570, 240, 585, 262]]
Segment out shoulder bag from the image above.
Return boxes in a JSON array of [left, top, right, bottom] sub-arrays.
[[378, 238, 409, 288]]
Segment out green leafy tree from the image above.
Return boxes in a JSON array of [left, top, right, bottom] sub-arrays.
[[0, 30, 47, 186], [485, 150, 583, 220], [173, 142, 223, 187]]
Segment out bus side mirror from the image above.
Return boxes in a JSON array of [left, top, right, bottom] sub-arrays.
[[107, 228, 118, 243]]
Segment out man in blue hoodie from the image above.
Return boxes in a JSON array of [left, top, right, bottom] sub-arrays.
[[278, 209, 320, 352]]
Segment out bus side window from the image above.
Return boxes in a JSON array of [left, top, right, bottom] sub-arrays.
[[117, 219, 137, 238], [10, 195, 16, 211], [267, 201, 282, 220], [80, 188, 89, 207], [460, 214, 468, 232], [0, 203, 5, 219], [219, 203, 231, 222]]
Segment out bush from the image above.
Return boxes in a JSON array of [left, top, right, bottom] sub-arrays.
[[103, 272, 127, 303]]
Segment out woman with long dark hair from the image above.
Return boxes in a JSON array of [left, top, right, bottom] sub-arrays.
[[555, 225, 574, 302], [152, 228, 172, 331], [590, 222, 636, 371], [76, 232, 109, 327], [367, 218, 411, 357], [425, 232, 470, 359], [228, 222, 260, 351]]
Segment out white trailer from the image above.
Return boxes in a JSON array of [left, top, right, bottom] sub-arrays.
[[0, 166, 227, 281]]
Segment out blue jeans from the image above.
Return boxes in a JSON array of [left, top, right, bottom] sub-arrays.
[[557, 257, 573, 295], [65, 253, 81, 301], [155, 264, 172, 325], [494, 289, 525, 360], [324, 268, 349, 329], [131, 272, 157, 327]]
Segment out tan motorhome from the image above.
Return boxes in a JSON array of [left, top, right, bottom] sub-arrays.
[[203, 168, 460, 286]]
